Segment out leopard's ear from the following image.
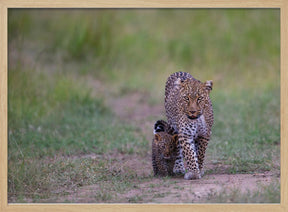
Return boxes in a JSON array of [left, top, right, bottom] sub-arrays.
[[154, 133, 162, 142], [204, 80, 213, 92]]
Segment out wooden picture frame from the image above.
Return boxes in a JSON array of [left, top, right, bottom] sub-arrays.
[[0, 0, 287, 211]]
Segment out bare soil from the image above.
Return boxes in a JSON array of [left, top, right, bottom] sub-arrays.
[[51, 91, 280, 203], [54, 153, 278, 203]]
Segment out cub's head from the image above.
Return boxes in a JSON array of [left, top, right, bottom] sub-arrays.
[[175, 78, 213, 120], [154, 132, 178, 160]]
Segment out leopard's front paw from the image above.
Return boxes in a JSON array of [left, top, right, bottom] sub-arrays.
[[184, 171, 201, 180]]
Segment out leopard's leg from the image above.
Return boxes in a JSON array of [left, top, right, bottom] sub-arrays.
[[195, 136, 209, 177], [178, 133, 201, 180], [173, 141, 185, 175], [152, 150, 159, 176]]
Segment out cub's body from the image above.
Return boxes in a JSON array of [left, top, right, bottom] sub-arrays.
[[152, 120, 178, 176]]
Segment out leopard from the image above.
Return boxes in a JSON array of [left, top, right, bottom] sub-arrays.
[[152, 120, 178, 177], [164, 71, 214, 180]]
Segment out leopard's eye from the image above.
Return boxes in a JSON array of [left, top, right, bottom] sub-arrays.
[[184, 96, 189, 101], [197, 96, 203, 101]]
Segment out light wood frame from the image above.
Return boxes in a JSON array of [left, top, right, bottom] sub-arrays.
[[0, 1, 287, 212]]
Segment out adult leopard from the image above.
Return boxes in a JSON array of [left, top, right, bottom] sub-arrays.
[[165, 71, 213, 180]]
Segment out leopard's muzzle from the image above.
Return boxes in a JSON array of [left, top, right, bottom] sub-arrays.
[[187, 111, 202, 120]]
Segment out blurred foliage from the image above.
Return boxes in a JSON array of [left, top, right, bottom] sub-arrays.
[[8, 9, 280, 92]]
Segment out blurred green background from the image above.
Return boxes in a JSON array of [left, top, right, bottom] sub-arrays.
[[8, 9, 280, 203]]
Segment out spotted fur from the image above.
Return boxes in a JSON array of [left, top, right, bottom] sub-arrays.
[[152, 120, 178, 177], [165, 72, 214, 180]]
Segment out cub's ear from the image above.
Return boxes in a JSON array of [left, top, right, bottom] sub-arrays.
[[154, 134, 162, 142], [174, 78, 182, 86], [204, 80, 213, 92], [175, 78, 188, 87]]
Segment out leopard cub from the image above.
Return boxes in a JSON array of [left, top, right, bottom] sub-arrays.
[[152, 120, 178, 176]]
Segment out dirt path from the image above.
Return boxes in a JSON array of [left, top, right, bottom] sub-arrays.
[[121, 171, 277, 203], [52, 91, 279, 203], [56, 153, 278, 203]]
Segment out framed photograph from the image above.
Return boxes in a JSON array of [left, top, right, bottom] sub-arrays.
[[0, 0, 287, 211]]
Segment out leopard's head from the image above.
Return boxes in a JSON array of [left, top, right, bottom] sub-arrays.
[[175, 78, 213, 120], [154, 133, 178, 160]]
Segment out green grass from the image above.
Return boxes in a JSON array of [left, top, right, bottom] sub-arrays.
[[206, 181, 280, 203], [9, 72, 144, 159], [8, 156, 150, 202], [8, 69, 149, 202], [8, 8, 280, 203], [8, 69, 148, 160], [207, 86, 280, 173]]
